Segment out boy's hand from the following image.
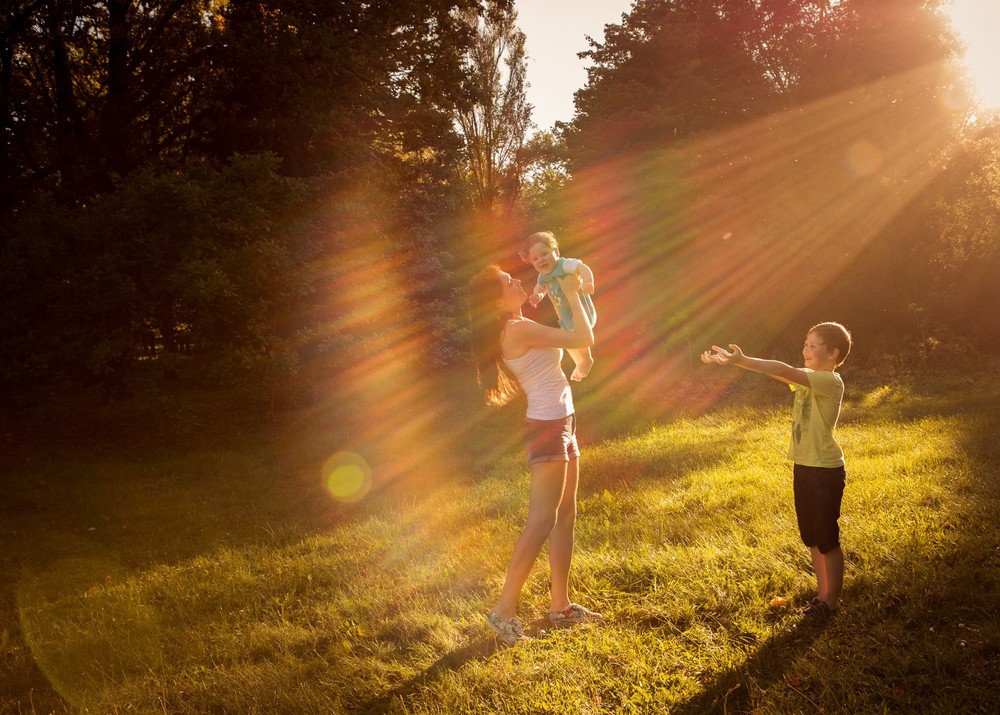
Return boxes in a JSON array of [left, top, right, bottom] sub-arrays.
[[700, 344, 744, 366], [581, 281, 595, 295], [528, 291, 543, 308]]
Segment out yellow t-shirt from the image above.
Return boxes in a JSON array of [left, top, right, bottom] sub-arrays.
[[788, 369, 845, 468]]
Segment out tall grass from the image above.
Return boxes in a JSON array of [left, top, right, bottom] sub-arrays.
[[3, 369, 999, 713]]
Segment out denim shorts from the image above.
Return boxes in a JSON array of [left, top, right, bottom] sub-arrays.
[[523, 413, 579, 465], [793, 463, 846, 554]]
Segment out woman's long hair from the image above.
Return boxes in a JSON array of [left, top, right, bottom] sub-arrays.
[[469, 266, 520, 407]]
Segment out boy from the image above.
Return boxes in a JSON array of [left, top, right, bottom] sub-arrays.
[[700, 322, 853, 621], [520, 231, 597, 381]]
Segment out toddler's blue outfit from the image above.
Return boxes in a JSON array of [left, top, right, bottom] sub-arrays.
[[537, 257, 597, 330]]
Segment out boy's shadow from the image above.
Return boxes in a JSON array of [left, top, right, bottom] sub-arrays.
[[673, 617, 827, 715]]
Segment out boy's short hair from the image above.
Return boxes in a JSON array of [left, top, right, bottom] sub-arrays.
[[519, 231, 559, 262], [808, 322, 852, 366]]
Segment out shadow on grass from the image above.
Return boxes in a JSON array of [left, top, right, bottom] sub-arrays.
[[674, 618, 826, 714], [353, 637, 501, 715]]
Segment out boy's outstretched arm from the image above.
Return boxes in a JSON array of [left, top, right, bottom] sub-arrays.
[[701, 344, 809, 386]]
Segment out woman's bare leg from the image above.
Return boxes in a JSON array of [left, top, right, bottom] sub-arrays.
[[492, 460, 568, 619], [548, 457, 579, 611]]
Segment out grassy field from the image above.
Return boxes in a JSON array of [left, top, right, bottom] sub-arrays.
[[2, 364, 999, 713]]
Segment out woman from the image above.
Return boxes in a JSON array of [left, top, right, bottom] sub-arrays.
[[468, 264, 602, 646]]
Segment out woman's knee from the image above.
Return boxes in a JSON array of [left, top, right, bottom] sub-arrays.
[[524, 513, 558, 538], [555, 503, 577, 528]]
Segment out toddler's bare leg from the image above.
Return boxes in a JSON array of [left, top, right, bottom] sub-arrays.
[[568, 347, 594, 381]]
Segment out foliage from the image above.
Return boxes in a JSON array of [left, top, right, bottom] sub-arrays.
[[1, 1, 487, 402], [923, 124, 1000, 341], [518, 130, 572, 225], [204, 0, 481, 177], [566, 0, 783, 169], [566, 0, 958, 169], [0, 154, 310, 402], [1, 0, 223, 200], [539, 0, 990, 369], [1, 0, 481, 201]]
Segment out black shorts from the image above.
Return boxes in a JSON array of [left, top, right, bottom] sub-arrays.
[[793, 463, 846, 554], [523, 413, 579, 465]]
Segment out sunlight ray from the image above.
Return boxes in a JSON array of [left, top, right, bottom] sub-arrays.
[[543, 63, 963, 419], [299, 60, 966, 499]]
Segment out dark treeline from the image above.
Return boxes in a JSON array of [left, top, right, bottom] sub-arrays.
[[1, 0, 484, 411], [1, 0, 998, 414]]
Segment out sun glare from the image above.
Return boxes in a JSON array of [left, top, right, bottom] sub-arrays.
[[945, 0, 1000, 113]]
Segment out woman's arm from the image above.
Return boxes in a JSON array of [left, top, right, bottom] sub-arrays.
[[506, 274, 594, 354]]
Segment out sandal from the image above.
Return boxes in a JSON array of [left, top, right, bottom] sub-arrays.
[[547, 603, 604, 625], [487, 613, 529, 646]]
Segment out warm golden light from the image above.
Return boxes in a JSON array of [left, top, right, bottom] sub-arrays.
[[322, 452, 372, 502], [945, 0, 1000, 112], [553, 60, 961, 421]]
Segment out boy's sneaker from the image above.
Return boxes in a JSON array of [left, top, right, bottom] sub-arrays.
[[547, 603, 603, 625], [487, 613, 529, 646], [801, 599, 834, 623]]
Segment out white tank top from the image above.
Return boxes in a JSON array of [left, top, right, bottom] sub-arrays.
[[503, 343, 574, 420]]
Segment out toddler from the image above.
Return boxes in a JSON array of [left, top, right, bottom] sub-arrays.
[[521, 231, 596, 381]]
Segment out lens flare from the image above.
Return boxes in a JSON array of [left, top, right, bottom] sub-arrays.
[[322, 452, 372, 502], [845, 140, 883, 177], [533, 61, 958, 423]]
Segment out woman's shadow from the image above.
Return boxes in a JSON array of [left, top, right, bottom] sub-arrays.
[[353, 635, 501, 714]]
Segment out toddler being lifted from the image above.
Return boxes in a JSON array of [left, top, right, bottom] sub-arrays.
[[520, 231, 597, 381]]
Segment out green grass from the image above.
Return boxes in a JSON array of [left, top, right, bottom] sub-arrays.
[[3, 367, 1000, 713]]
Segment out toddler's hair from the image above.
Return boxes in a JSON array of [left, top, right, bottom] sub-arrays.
[[808, 322, 853, 366], [519, 231, 559, 262]]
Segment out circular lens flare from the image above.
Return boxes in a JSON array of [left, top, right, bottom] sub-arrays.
[[322, 452, 372, 502], [845, 140, 883, 177]]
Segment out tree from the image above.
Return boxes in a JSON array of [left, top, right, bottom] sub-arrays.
[[205, 0, 479, 177], [0, 1, 486, 402], [0, 155, 308, 398], [564, 0, 959, 168], [517, 130, 571, 224], [454, 0, 532, 218], [922, 124, 1000, 344], [1, 0, 222, 204], [565, 0, 782, 170]]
